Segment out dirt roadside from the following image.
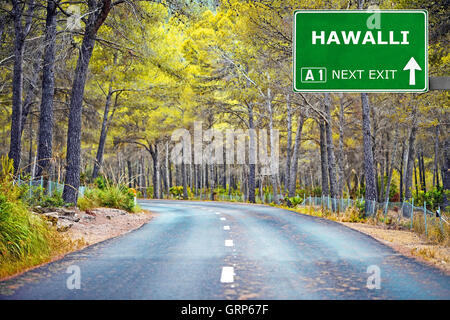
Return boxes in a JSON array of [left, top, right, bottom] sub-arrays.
[[339, 221, 450, 275], [67, 207, 154, 246], [0, 208, 153, 282]]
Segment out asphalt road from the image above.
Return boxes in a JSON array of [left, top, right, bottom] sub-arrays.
[[1, 200, 449, 299]]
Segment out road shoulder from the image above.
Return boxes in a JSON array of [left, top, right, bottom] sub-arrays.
[[0, 208, 154, 282], [339, 221, 450, 275]]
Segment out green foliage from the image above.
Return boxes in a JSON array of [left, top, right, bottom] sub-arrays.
[[18, 184, 65, 208], [283, 195, 303, 207], [377, 176, 399, 202], [414, 186, 444, 210], [355, 199, 365, 214], [95, 176, 107, 190], [78, 184, 137, 212], [146, 186, 154, 197], [169, 186, 184, 199], [0, 156, 74, 278]]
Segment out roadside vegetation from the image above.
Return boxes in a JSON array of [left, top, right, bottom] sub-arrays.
[[78, 177, 140, 213], [0, 157, 77, 279], [0, 157, 142, 279]]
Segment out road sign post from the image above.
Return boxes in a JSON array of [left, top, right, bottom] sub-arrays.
[[293, 10, 428, 92]]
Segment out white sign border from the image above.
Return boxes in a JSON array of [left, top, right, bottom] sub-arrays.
[[292, 10, 429, 93]]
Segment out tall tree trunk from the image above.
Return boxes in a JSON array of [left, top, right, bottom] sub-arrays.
[[324, 93, 338, 201], [165, 141, 170, 193], [150, 144, 160, 199], [442, 139, 450, 210], [319, 119, 329, 196], [248, 104, 256, 203], [27, 112, 33, 173], [360, 93, 377, 213], [92, 87, 113, 179], [182, 160, 188, 199], [420, 151, 426, 192], [222, 147, 227, 189], [433, 125, 440, 187], [414, 159, 419, 197], [63, 0, 113, 204], [399, 142, 405, 201], [36, 0, 57, 179], [379, 155, 385, 201], [337, 95, 346, 197], [288, 113, 305, 197], [21, 52, 41, 140], [384, 129, 399, 203], [266, 85, 279, 204], [9, 0, 35, 174], [127, 159, 132, 188], [404, 107, 418, 200], [285, 94, 292, 194], [209, 163, 215, 200]]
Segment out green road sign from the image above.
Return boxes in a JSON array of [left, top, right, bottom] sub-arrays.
[[293, 10, 428, 92]]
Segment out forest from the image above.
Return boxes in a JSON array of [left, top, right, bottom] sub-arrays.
[[0, 0, 449, 213]]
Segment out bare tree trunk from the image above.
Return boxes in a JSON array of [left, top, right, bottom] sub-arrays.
[[288, 113, 305, 197], [127, 159, 132, 188], [209, 163, 215, 200], [150, 144, 160, 199], [21, 52, 41, 140], [182, 159, 188, 200], [248, 104, 256, 203], [384, 129, 399, 204], [433, 125, 440, 187], [36, 0, 57, 179], [92, 87, 112, 179], [165, 141, 170, 193], [360, 93, 377, 214], [379, 153, 385, 201], [420, 151, 426, 192], [324, 93, 338, 201], [63, 0, 113, 204], [319, 119, 329, 196], [337, 95, 346, 197], [266, 85, 279, 204], [9, 0, 35, 174], [404, 107, 418, 200], [285, 94, 292, 194], [414, 159, 419, 197], [399, 142, 404, 201], [442, 139, 450, 210], [27, 113, 33, 173]]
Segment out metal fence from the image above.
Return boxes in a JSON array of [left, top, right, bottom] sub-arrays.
[[300, 195, 449, 237], [14, 176, 86, 199]]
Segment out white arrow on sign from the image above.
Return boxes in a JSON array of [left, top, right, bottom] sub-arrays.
[[403, 57, 422, 86]]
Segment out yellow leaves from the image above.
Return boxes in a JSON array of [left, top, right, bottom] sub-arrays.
[[441, 52, 450, 67]]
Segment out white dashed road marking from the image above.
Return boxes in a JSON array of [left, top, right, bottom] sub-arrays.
[[225, 240, 234, 247], [220, 267, 234, 283], [220, 217, 226, 221], [223, 226, 230, 230]]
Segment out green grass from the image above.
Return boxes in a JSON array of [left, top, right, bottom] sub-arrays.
[[0, 156, 77, 279], [77, 185, 139, 213]]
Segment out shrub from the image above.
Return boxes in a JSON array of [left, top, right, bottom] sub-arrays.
[[77, 185, 137, 212], [342, 207, 365, 223], [19, 184, 65, 208], [284, 196, 303, 207], [169, 186, 184, 199], [95, 175, 106, 190], [0, 156, 75, 278], [414, 187, 444, 210]]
